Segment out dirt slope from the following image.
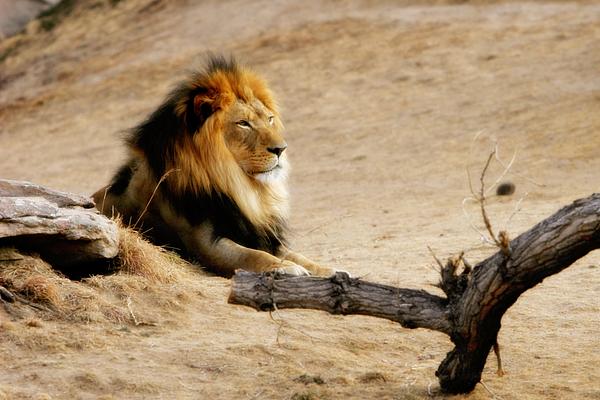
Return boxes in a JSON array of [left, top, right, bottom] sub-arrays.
[[1, 0, 599, 399]]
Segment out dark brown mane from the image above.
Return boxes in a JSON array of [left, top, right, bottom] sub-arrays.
[[104, 55, 288, 258]]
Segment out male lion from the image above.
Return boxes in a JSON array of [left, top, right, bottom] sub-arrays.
[[93, 56, 334, 277]]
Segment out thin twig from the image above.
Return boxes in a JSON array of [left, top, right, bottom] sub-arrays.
[[493, 341, 505, 377], [427, 246, 444, 272], [494, 151, 545, 188], [485, 147, 517, 197], [100, 185, 110, 215], [14, 293, 53, 312], [268, 304, 318, 346], [504, 193, 528, 230], [465, 129, 490, 199], [479, 380, 504, 400], [127, 296, 140, 326], [133, 168, 179, 228], [479, 150, 501, 248], [462, 197, 496, 245], [466, 166, 478, 200]]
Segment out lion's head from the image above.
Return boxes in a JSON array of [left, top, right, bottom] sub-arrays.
[[128, 56, 289, 229], [218, 94, 289, 184]]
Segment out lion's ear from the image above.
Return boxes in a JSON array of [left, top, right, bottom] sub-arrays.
[[193, 91, 216, 121], [185, 89, 216, 133]]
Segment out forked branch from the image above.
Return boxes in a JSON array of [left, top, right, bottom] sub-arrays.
[[229, 193, 600, 393]]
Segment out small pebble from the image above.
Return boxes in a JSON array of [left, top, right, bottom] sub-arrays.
[[496, 182, 516, 196]]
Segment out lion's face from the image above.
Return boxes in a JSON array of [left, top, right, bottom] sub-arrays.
[[221, 99, 288, 183]]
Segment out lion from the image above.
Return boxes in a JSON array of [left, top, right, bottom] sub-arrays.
[[93, 56, 335, 277]]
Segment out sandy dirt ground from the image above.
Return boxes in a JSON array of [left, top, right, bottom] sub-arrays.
[[1, 0, 599, 399]]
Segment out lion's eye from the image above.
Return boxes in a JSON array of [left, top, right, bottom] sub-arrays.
[[236, 120, 251, 129], [268, 116, 275, 125]]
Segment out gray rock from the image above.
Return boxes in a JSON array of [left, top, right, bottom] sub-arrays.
[[0, 179, 94, 209], [0, 179, 119, 268]]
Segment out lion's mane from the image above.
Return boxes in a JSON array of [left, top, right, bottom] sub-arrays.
[[104, 56, 289, 255]]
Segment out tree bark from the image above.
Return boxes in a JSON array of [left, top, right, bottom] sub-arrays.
[[228, 193, 600, 394], [229, 270, 451, 333]]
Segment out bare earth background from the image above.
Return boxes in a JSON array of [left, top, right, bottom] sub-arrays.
[[1, 0, 599, 399]]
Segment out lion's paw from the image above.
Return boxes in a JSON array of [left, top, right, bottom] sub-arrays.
[[273, 261, 311, 276], [310, 266, 351, 278], [330, 268, 352, 278]]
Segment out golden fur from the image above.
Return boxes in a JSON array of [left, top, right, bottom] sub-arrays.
[[93, 56, 334, 277]]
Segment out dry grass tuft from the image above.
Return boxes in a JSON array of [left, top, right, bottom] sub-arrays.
[[0, 223, 204, 326], [358, 372, 388, 383], [0, 250, 126, 323], [20, 276, 61, 307], [294, 374, 326, 385], [113, 220, 195, 283], [0, 249, 65, 310], [24, 318, 43, 328], [290, 392, 317, 400]]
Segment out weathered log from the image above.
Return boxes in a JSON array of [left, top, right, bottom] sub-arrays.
[[0, 179, 119, 268], [229, 193, 600, 394], [230, 270, 451, 333]]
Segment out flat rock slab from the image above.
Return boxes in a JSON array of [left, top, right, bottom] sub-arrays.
[[0, 179, 119, 268], [0, 179, 94, 209]]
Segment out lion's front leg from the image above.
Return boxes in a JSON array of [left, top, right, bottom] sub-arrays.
[[276, 246, 339, 277], [209, 238, 311, 277], [181, 223, 309, 277]]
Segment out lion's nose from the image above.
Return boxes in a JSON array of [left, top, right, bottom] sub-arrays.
[[267, 143, 287, 157]]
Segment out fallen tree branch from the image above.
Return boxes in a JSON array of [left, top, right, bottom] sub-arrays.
[[229, 193, 600, 394], [230, 270, 451, 334]]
